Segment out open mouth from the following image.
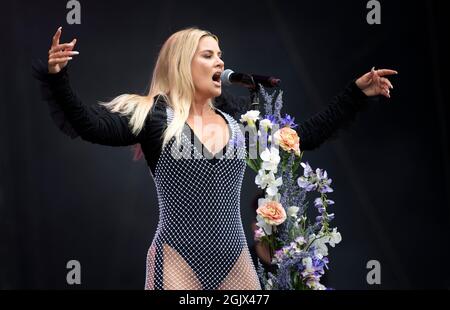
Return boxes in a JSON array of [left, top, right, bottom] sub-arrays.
[[212, 71, 222, 84]]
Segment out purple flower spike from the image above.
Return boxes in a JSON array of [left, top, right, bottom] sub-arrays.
[[314, 198, 323, 207]]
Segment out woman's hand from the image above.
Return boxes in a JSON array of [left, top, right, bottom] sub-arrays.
[[355, 67, 398, 98], [48, 27, 79, 74]]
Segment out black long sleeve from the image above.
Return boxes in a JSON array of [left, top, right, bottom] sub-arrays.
[[297, 81, 369, 150], [32, 59, 141, 146]]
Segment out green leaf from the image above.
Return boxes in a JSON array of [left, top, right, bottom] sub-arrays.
[[246, 158, 259, 173]]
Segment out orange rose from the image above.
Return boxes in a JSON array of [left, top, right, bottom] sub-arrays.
[[257, 200, 287, 226], [273, 127, 301, 156]]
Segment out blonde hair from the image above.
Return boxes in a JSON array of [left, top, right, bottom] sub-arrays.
[[100, 27, 219, 148]]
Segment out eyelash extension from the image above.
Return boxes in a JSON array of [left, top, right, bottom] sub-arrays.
[[204, 54, 223, 59]]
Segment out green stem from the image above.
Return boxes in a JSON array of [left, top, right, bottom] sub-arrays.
[[269, 229, 275, 262], [305, 234, 329, 252]]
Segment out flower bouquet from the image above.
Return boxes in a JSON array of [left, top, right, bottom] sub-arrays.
[[239, 87, 342, 290]]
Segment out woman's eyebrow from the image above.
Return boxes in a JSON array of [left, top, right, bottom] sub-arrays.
[[201, 49, 222, 56]]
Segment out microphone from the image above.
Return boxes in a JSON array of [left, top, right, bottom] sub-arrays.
[[220, 69, 281, 88]]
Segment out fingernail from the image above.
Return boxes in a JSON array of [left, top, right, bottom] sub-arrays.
[[68, 57, 73, 60], [72, 51, 79, 55], [371, 66, 375, 71], [58, 26, 62, 31]]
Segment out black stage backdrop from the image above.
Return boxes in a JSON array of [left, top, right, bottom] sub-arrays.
[[1, 0, 449, 289]]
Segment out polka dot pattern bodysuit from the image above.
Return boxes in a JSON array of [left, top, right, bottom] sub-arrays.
[[145, 106, 262, 290]]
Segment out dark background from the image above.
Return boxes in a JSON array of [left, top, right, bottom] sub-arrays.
[[1, 0, 449, 289]]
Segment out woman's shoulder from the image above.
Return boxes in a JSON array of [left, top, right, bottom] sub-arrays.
[[140, 95, 169, 139], [148, 95, 169, 120]]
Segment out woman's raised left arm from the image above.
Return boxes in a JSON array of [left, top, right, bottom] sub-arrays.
[[298, 67, 397, 150]]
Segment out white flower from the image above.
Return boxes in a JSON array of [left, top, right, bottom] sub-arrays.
[[315, 283, 326, 290], [309, 233, 329, 257], [301, 257, 315, 277], [265, 278, 273, 290], [259, 118, 273, 130], [290, 242, 298, 250], [306, 280, 326, 290], [240, 110, 260, 126], [255, 170, 282, 196], [295, 236, 306, 245], [314, 246, 328, 258], [260, 147, 280, 172], [267, 177, 282, 196], [256, 214, 272, 236], [255, 170, 272, 189], [329, 228, 342, 247], [287, 206, 299, 218], [272, 192, 281, 203]]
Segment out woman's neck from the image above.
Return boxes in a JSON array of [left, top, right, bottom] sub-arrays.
[[190, 98, 213, 117]]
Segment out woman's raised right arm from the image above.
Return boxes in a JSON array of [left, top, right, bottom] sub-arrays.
[[32, 27, 142, 146]]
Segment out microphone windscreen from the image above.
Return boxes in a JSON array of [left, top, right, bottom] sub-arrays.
[[221, 69, 234, 86]]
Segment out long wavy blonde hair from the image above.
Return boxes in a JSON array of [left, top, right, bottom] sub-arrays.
[[100, 27, 218, 148]]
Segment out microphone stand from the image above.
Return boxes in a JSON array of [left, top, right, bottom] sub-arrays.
[[248, 77, 261, 113], [247, 79, 260, 159], [249, 85, 260, 111]]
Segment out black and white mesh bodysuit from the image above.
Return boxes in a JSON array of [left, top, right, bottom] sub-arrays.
[[32, 61, 369, 290], [146, 107, 261, 290]]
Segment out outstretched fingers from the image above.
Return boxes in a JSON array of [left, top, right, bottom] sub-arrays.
[[49, 42, 76, 55], [48, 57, 73, 65], [381, 87, 391, 98], [380, 77, 393, 89], [49, 50, 79, 60], [375, 69, 398, 76], [51, 26, 62, 48]]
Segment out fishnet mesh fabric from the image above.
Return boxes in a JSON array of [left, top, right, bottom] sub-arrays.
[[145, 106, 261, 290]]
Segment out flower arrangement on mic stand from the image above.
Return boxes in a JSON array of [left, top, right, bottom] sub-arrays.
[[239, 86, 342, 290]]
